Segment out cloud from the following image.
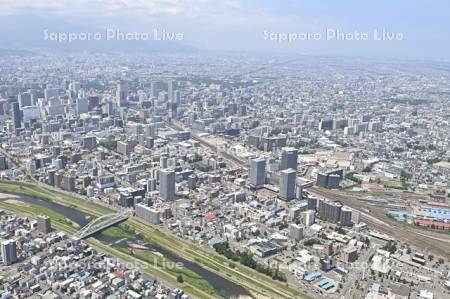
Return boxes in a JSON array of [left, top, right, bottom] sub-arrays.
[[0, 0, 238, 18], [0, 0, 288, 25], [0, 0, 186, 17]]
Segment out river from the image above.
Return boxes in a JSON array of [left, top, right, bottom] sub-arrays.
[[10, 194, 253, 299]]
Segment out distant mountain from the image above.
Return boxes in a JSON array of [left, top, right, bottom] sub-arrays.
[[0, 15, 196, 54]]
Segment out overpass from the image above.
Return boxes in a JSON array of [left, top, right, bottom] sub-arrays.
[[74, 212, 129, 239]]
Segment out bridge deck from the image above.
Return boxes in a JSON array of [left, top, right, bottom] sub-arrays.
[[74, 213, 129, 239]]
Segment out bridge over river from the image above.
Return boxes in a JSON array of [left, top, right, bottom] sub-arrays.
[[74, 212, 129, 239]]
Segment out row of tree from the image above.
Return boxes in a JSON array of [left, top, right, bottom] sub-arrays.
[[213, 242, 286, 282]]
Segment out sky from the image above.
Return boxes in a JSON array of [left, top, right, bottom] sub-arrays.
[[0, 0, 449, 60]]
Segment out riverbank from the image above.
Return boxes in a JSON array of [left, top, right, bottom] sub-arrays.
[[0, 197, 221, 299], [0, 180, 312, 299]]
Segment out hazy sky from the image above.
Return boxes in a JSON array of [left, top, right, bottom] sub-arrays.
[[0, 0, 449, 60]]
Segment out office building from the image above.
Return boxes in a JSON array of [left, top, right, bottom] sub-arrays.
[[76, 97, 89, 115], [302, 210, 315, 226], [82, 136, 97, 150], [279, 168, 296, 201], [289, 223, 304, 241], [289, 206, 302, 220], [11, 102, 21, 129], [147, 178, 157, 192], [318, 199, 342, 223], [159, 168, 176, 201], [97, 175, 115, 190], [316, 169, 343, 189], [340, 247, 358, 263], [44, 87, 59, 101], [167, 80, 177, 102], [0, 156, 7, 170], [307, 196, 318, 211], [116, 80, 128, 107], [320, 256, 336, 272], [340, 207, 353, 226], [37, 215, 52, 234], [116, 141, 131, 155], [1, 240, 18, 265], [249, 157, 266, 188], [135, 203, 161, 224], [351, 210, 360, 224], [18, 92, 32, 108], [280, 147, 298, 171], [62, 175, 76, 192]]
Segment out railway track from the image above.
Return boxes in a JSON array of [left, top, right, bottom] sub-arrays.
[[309, 187, 450, 259]]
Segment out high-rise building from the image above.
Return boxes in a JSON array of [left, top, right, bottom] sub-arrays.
[[159, 168, 175, 201], [145, 123, 158, 139], [150, 81, 160, 97], [37, 215, 52, 234], [62, 175, 76, 192], [11, 102, 21, 129], [44, 87, 59, 101], [249, 157, 266, 188], [289, 223, 304, 241], [279, 168, 296, 201], [1, 240, 18, 265], [81, 136, 97, 150], [18, 92, 32, 108], [116, 141, 131, 155], [302, 210, 315, 226], [76, 98, 89, 115], [280, 147, 298, 171], [340, 207, 353, 226], [135, 203, 161, 224], [307, 196, 318, 211], [116, 80, 128, 107], [0, 156, 7, 170], [319, 118, 333, 131], [318, 199, 342, 223], [289, 206, 302, 220], [147, 178, 157, 192], [167, 80, 177, 102], [316, 169, 343, 189], [351, 210, 360, 224], [340, 247, 358, 263]]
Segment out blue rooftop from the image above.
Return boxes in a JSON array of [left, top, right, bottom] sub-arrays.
[[420, 205, 450, 221], [319, 278, 335, 289], [208, 237, 223, 246], [304, 271, 322, 281], [387, 210, 408, 221]]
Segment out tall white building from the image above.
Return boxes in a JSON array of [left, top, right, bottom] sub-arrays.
[[302, 210, 315, 226]]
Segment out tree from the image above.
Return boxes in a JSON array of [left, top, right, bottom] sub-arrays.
[[177, 274, 184, 284]]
